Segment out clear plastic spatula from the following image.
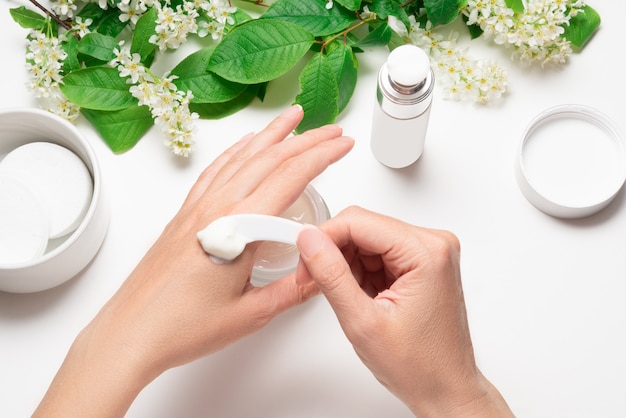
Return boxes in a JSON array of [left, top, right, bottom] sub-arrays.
[[197, 214, 304, 262]]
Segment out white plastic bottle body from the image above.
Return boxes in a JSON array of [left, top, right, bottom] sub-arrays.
[[371, 101, 432, 168]]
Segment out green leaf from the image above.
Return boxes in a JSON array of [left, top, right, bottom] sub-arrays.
[[326, 43, 358, 113], [171, 47, 247, 103], [190, 84, 261, 119], [387, 30, 408, 50], [424, 0, 463, 26], [95, 9, 128, 37], [208, 19, 314, 84], [131, 7, 157, 63], [335, 0, 361, 11], [76, 2, 105, 22], [563, 5, 601, 49], [256, 83, 268, 101], [369, 0, 411, 29], [81, 106, 153, 153], [77, 32, 118, 62], [10, 6, 46, 30], [169, 0, 185, 9], [60, 66, 136, 111], [262, 0, 357, 37], [61, 35, 81, 74], [353, 21, 392, 47], [504, 0, 524, 13], [228, 8, 254, 26], [294, 53, 339, 134]]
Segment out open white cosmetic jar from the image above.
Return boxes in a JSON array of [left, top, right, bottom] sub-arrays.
[[0, 108, 109, 293], [251, 184, 330, 285]]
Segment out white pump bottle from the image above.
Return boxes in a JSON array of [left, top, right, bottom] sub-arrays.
[[370, 44, 434, 168]]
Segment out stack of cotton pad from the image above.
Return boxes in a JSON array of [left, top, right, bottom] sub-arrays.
[[0, 142, 93, 264]]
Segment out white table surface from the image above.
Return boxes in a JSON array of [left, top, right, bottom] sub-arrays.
[[1, 1, 625, 416]]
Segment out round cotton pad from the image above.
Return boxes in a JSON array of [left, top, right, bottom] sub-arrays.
[[0, 175, 49, 264], [0, 142, 93, 238]]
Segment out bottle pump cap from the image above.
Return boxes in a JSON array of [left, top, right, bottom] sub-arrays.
[[387, 44, 430, 87]]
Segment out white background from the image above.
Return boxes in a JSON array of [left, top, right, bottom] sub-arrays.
[[1, 1, 625, 416]]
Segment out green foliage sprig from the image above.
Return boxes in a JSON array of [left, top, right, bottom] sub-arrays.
[[10, 0, 601, 156]]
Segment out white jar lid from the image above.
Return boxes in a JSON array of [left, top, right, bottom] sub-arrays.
[[515, 104, 626, 218]]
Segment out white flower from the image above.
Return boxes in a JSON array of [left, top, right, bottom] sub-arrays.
[[109, 41, 132, 67], [25, 31, 67, 96], [158, 101, 198, 157], [462, 0, 586, 66], [129, 81, 155, 106], [74, 17, 93, 37], [387, 14, 408, 38], [198, 19, 224, 40], [409, 23, 507, 104], [150, 1, 200, 50], [118, 53, 148, 84], [118, 0, 147, 26], [215, 3, 236, 25], [50, 0, 78, 19], [325, 0, 333, 10], [24, 30, 80, 120], [203, 0, 236, 24], [116, 53, 198, 156], [93, 0, 109, 10], [41, 87, 81, 121], [360, 5, 374, 20]]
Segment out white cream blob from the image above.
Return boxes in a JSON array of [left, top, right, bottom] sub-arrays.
[[0, 142, 93, 239], [197, 216, 251, 262]]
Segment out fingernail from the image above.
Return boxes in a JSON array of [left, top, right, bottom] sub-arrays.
[[297, 225, 324, 259], [283, 104, 303, 118], [240, 131, 255, 141]]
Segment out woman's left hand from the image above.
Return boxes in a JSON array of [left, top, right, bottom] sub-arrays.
[[34, 105, 354, 417]]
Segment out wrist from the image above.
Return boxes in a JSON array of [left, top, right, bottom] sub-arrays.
[[34, 321, 158, 417], [406, 371, 514, 418]]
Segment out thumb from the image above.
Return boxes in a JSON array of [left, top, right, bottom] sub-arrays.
[[296, 225, 368, 320]]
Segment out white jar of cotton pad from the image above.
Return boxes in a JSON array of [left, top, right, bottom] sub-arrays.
[[0, 108, 109, 293]]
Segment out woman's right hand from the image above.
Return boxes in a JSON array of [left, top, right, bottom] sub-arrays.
[[296, 206, 513, 417]]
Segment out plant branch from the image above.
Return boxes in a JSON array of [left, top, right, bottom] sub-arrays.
[[28, 0, 74, 32], [321, 13, 377, 51], [237, 0, 270, 7]]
